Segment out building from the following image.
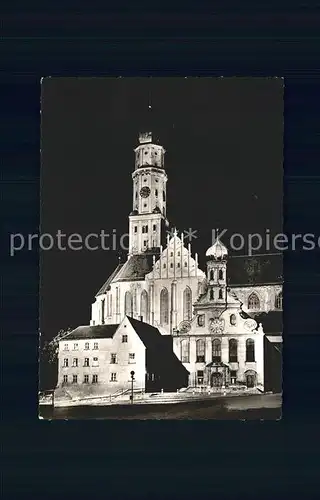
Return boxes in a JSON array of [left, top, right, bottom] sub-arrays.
[[55, 130, 282, 395], [55, 316, 189, 399]]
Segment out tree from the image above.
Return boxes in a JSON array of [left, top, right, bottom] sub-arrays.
[[39, 328, 72, 390]]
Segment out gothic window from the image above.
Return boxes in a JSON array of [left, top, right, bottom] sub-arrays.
[[101, 299, 105, 324], [219, 289, 223, 299], [248, 292, 260, 310], [246, 339, 255, 362], [196, 339, 206, 363], [183, 286, 192, 321], [230, 314, 237, 326], [140, 290, 149, 322], [275, 291, 282, 309], [212, 339, 221, 362], [125, 291, 133, 317], [197, 314, 205, 327], [210, 289, 214, 300], [181, 339, 190, 363], [160, 288, 169, 325], [229, 339, 238, 362], [210, 270, 214, 280], [219, 269, 223, 280]]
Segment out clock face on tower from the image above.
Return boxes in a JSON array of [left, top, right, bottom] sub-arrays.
[[140, 186, 150, 198]]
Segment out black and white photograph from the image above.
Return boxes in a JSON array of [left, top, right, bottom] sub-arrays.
[[37, 77, 283, 419]]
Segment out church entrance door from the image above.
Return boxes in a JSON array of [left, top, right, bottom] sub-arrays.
[[211, 372, 223, 388]]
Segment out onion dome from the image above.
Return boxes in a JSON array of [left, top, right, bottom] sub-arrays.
[[205, 237, 228, 260]]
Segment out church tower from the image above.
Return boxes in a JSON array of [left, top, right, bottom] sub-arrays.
[[205, 235, 228, 313], [128, 131, 168, 255]]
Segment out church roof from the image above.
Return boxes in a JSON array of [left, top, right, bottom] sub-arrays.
[[63, 324, 119, 340], [95, 263, 124, 296], [111, 254, 156, 283], [250, 310, 283, 335], [227, 253, 283, 286]]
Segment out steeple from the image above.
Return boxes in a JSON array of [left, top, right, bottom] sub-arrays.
[[128, 92, 168, 255]]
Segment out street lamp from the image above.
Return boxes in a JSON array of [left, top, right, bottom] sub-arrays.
[[130, 370, 135, 404]]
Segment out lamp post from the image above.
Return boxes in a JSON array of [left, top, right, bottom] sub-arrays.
[[130, 371, 135, 404]]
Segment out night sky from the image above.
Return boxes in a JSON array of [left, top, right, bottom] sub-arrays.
[[40, 77, 283, 340]]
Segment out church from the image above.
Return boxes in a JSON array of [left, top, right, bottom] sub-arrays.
[[56, 131, 282, 396]]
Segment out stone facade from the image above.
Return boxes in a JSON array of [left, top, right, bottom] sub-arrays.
[[86, 131, 282, 392]]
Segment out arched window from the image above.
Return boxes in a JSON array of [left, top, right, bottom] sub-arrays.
[[246, 338, 255, 362], [275, 291, 282, 309], [197, 314, 205, 327], [219, 269, 223, 280], [101, 299, 105, 324], [125, 291, 133, 317], [210, 269, 214, 280], [183, 286, 192, 321], [219, 289, 223, 299], [210, 289, 214, 300], [181, 339, 190, 363], [196, 339, 206, 363], [212, 339, 221, 362], [140, 290, 149, 322], [229, 339, 238, 362], [248, 292, 260, 310], [230, 314, 236, 326], [160, 288, 169, 325]]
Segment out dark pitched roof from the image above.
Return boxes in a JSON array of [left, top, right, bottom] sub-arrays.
[[227, 253, 283, 286], [127, 317, 164, 349], [251, 310, 283, 334], [64, 324, 119, 340], [112, 253, 156, 282], [96, 263, 124, 296], [127, 317, 189, 375]]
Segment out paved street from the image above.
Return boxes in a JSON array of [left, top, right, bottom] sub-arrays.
[[40, 393, 281, 420]]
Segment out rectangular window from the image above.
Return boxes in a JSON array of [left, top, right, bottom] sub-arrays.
[[72, 375, 78, 384], [93, 342, 98, 350], [92, 357, 99, 367], [230, 370, 237, 384], [83, 374, 89, 383], [73, 343, 78, 350], [63, 358, 69, 367], [143, 240, 147, 247], [122, 335, 128, 343], [110, 353, 117, 364], [72, 358, 78, 367], [129, 353, 135, 363], [84, 342, 89, 350], [153, 224, 156, 231], [63, 375, 68, 384], [110, 373, 117, 382], [134, 226, 137, 233], [64, 343, 69, 351], [197, 370, 204, 385], [84, 358, 89, 367], [92, 374, 98, 384]]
